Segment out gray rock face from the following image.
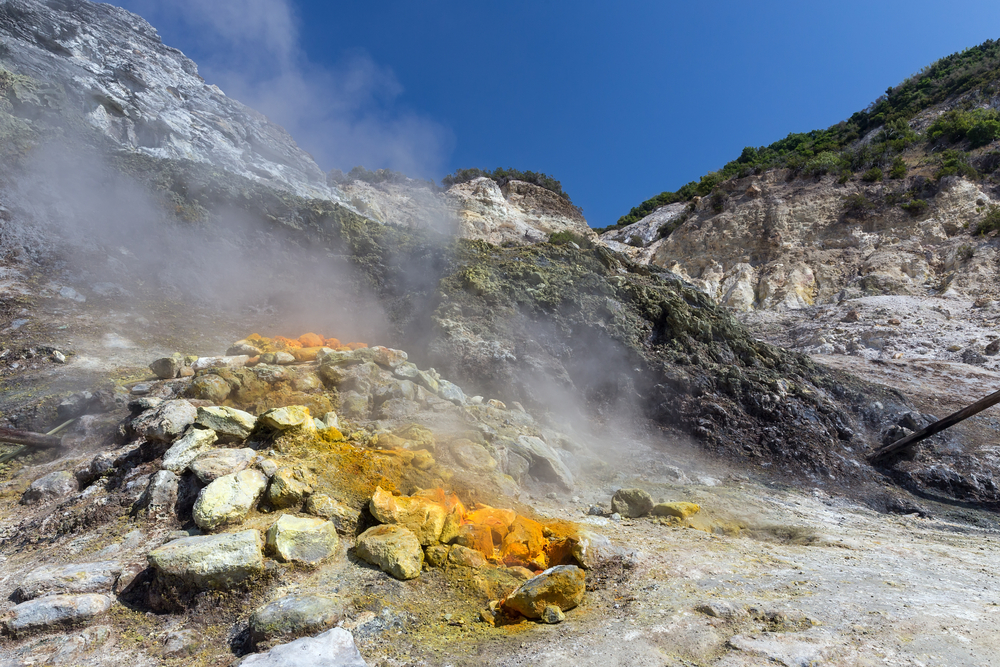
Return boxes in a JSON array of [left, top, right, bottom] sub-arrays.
[[238, 627, 368, 666], [0, 0, 337, 200], [4, 594, 113, 636], [141, 469, 179, 511], [189, 447, 257, 484], [194, 406, 257, 443], [147, 530, 264, 590], [512, 435, 574, 490], [161, 426, 218, 473], [249, 594, 343, 647], [134, 400, 198, 443], [15, 562, 121, 601], [21, 470, 78, 505]]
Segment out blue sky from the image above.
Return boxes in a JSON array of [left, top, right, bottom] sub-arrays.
[[113, 1, 1000, 227]]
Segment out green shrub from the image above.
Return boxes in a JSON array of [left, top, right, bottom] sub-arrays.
[[442, 167, 574, 203], [935, 150, 980, 180], [804, 151, 844, 176], [548, 230, 593, 248], [889, 157, 907, 179], [709, 190, 727, 213], [843, 193, 876, 219], [900, 199, 928, 216], [968, 119, 1000, 147], [861, 167, 884, 182], [977, 205, 1000, 234]]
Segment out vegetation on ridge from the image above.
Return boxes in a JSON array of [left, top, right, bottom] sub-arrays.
[[607, 38, 1000, 231], [441, 167, 574, 204]]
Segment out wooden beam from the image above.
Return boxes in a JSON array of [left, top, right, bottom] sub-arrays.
[[0, 427, 63, 450]]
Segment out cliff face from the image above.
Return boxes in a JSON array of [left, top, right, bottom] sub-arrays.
[[0, 0, 335, 200]]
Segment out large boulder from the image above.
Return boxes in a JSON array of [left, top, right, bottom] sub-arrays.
[[368, 486, 446, 546], [4, 594, 113, 636], [249, 594, 343, 648], [512, 435, 574, 490], [193, 469, 268, 531], [258, 406, 316, 435], [238, 627, 367, 666], [501, 565, 586, 619], [161, 427, 218, 473], [189, 448, 257, 484], [185, 375, 232, 403], [147, 530, 264, 590], [15, 562, 121, 601], [21, 470, 78, 505], [265, 515, 339, 564], [611, 488, 654, 518], [194, 406, 257, 442], [355, 525, 423, 580], [137, 400, 198, 442], [450, 439, 497, 472]]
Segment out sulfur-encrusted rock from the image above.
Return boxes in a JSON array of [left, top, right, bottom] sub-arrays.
[[447, 545, 487, 568], [161, 427, 218, 473], [425, 545, 449, 568], [249, 594, 343, 648], [194, 406, 257, 443], [4, 594, 113, 636], [185, 374, 232, 403], [259, 406, 316, 435], [189, 448, 257, 484], [267, 467, 316, 509], [651, 501, 701, 519], [355, 525, 423, 580], [193, 469, 268, 531], [611, 488, 654, 518], [513, 435, 574, 490], [238, 627, 368, 666], [369, 486, 446, 545], [502, 565, 586, 619], [16, 562, 121, 602], [21, 470, 78, 505], [541, 605, 565, 624], [147, 530, 264, 590], [304, 494, 360, 533], [450, 439, 497, 472], [265, 515, 338, 564]]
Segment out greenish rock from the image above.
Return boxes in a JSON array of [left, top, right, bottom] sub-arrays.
[[259, 406, 316, 434], [393, 362, 420, 380], [502, 565, 586, 619], [149, 355, 184, 380], [249, 594, 343, 647], [193, 469, 268, 530], [424, 545, 449, 568], [450, 439, 497, 472], [304, 494, 359, 533], [437, 379, 466, 405], [147, 530, 264, 590], [161, 427, 218, 473], [16, 562, 122, 601], [541, 605, 566, 624], [184, 375, 232, 403], [611, 488, 654, 518], [339, 391, 369, 420], [355, 525, 423, 580], [194, 406, 257, 443], [415, 369, 440, 393], [267, 466, 316, 509], [651, 501, 701, 519], [265, 515, 339, 564], [189, 448, 257, 484], [4, 594, 113, 636]]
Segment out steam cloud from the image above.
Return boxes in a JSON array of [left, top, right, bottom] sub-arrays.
[[124, 0, 453, 178]]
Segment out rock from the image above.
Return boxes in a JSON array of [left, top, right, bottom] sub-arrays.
[[513, 435, 574, 490], [425, 545, 450, 568], [228, 341, 264, 357], [185, 375, 232, 403], [249, 594, 343, 648], [267, 466, 316, 509], [611, 488, 654, 518], [238, 628, 368, 666], [304, 494, 360, 533], [339, 391, 369, 419], [842, 309, 860, 323], [319, 412, 341, 430], [130, 382, 153, 395], [369, 486, 446, 545], [986, 339, 1000, 356], [501, 565, 586, 619], [138, 400, 198, 443], [651, 501, 701, 519], [393, 362, 420, 380], [259, 406, 316, 435], [437, 379, 466, 405], [487, 399, 506, 410], [191, 355, 250, 372], [696, 601, 747, 619], [4, 594, 113, 636], [194, 406, 257, 442], [540, 605, 565, 624], [570, 527, 617, 569], [447, 545, 486, 568], [147, 530, 265, 589], [265, 515, 339, 564], [149, 356, 183, 380], [189, 448, 257, 484], [450, 439, 497, 471], [355, 525, 424, 580], [193, 469, 268, 531], [163, 629, 199, 656], [57, 391, 95, 420], [15, 562, 121, 601], [141, 470, 179, 511], [21, 470, 78, 505], [161, 427, 218, 473], [371, 346, 408, 369], [52, 350, 66, 364]]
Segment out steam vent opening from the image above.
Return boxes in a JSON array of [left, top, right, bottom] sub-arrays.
[[3, 1, 1000, 663]]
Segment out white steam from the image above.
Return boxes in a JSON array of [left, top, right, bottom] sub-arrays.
[[125, 0, 452, 178]]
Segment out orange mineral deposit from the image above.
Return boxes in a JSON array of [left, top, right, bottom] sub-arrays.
[[298, 332, 324, 348], [500, 515, 547, 569]]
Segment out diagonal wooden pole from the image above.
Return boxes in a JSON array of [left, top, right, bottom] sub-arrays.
[[869, 387, 1000, 463]]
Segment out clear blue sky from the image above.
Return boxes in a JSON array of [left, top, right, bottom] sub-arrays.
[[114, 0, 1000, 227]]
